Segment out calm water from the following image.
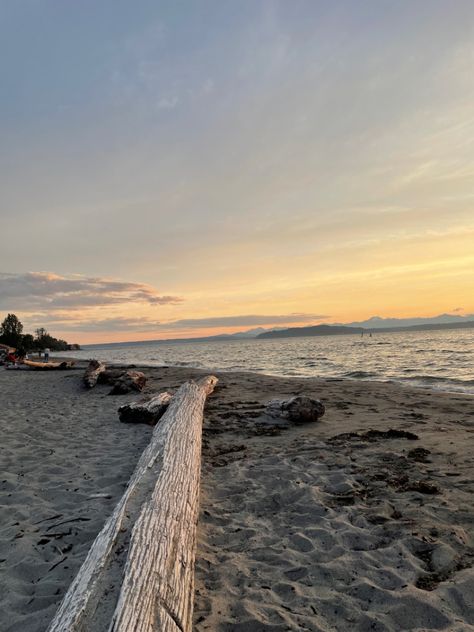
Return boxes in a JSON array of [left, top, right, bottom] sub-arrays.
[[60, 329, 474, 395]]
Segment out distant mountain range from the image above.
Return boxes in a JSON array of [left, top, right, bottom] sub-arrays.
[[85, 314, 474, 348], [258, 317, 474, 339], [338, 313, 474, 329], [258, 324, 364, 339], [85, 326, 284, 348]]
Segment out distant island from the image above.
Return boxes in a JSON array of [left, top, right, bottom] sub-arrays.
[[82, 315, 474, 349], [257, 320, 474, 339], [258, 325, 364, 338]]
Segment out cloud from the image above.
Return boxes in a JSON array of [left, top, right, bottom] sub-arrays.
[[163, 313, 326, 329], [157, 96, 179, 110], [0, 272, 182, 311], [28, 313, 327, 333]]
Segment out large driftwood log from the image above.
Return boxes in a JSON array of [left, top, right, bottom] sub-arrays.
[[47, 375, 218, 632], [118, 391, 173, 424], [83, 360, 106, 388], [109, 370, 147, 395]]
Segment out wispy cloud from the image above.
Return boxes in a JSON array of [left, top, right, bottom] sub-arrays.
[[22, 312, 326, 334], [0, 272, 182, 311]]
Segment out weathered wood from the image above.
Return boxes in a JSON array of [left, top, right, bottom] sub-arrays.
[[97, 369, 127, 385], [118, 391, 173, 424], [47, 375, 218, 632], [110, 375, 217, 632], [109, 370, 147, 395], [83, 360, 106, 388], [23, 359, 75, 370]]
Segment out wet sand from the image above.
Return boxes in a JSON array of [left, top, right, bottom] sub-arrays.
[[0, 365, 473, 631]]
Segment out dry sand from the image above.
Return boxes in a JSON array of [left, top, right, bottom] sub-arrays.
[[0, 364, 473, 631]]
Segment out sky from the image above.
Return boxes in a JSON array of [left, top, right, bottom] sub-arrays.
[[1, 0, 473, 343]]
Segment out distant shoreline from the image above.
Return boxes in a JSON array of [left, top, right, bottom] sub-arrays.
[[75, 319, 474, 349]]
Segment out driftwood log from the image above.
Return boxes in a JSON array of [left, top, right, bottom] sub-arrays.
[[97, 369, 126, 385], [22, 360, 75, 370], [83, 360, 106, 388], [47, 375, 218, 632], [109, 370, 147, 395], [118, 391, 173, 424]]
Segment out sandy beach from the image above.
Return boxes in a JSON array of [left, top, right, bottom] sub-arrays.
[[0, 364, 473, 631]]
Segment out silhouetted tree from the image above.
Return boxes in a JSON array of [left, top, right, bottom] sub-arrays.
[[0, 314, 79, 352], [0, 313, 23, 347], [35, 327, 48, 340], [22, 333, 35, 352]]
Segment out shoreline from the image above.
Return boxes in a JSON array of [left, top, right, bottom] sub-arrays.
[[1, 364, 473, 630], [52, 354, 474, 398]]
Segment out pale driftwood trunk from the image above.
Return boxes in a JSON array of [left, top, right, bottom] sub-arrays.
[[109, 370, 147, 395], [22, 360, 75, 370], [83, 360, 107, 388], [47, 375, 217, 632], [118, 391, 173, 424]]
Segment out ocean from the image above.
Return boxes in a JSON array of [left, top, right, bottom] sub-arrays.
[[60, 328, 474, 395]]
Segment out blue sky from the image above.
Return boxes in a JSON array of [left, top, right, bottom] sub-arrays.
[[1, 1, 473, 341]]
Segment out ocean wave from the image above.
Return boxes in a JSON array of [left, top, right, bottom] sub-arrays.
[[172, 361, 204, 367], [343, 370, 378, 379], [397, 375, 474, 386]]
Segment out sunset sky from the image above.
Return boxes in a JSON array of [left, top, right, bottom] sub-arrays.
[[1, 1, 473, 343]]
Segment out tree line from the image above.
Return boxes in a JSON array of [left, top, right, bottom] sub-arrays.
[[0, 313, 80, 352]]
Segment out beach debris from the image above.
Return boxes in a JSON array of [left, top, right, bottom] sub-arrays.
[[414, 545, 473, 591], [404, 480, 440, 495], [46, 375, 218, 632], [48, 556, 68, 573], [33, 513, 63, 526], [46, 517, 91, 531], [97, 369, 126, 385], [118, 391, 172, 424], [109, 370, 147, 395], [267, 395, 325, 423], [407, 447, 431, 462], [22, 360, 75, 370], [83, 360, 107, 388], [329, 428, 419, 443], [83, 361, 147, 394]]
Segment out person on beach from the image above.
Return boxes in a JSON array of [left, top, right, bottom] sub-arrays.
[[6, 350, 17, 364], [44, 348, 50, 362]]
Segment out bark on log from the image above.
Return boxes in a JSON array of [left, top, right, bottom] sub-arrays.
[[83, 360, 107, 388], [118, 391, 173, 425], [47, 375, 218, 632], [97, 369, 127, 385], [109, 370, 147, 395]]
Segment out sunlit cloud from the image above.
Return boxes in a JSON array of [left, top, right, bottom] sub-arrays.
[[0, 272, 182, 311], [0, 3, 473, 342], [21, 311, 327, 334]]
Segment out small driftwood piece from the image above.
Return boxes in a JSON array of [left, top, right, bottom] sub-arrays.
[[118, 391, 172, 424], [47, 375, 218, 632], [267, 395, 325, 423], [109, 370, 147, 395], [23, 360, 75, 370], [83, 360, 106, 389]]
